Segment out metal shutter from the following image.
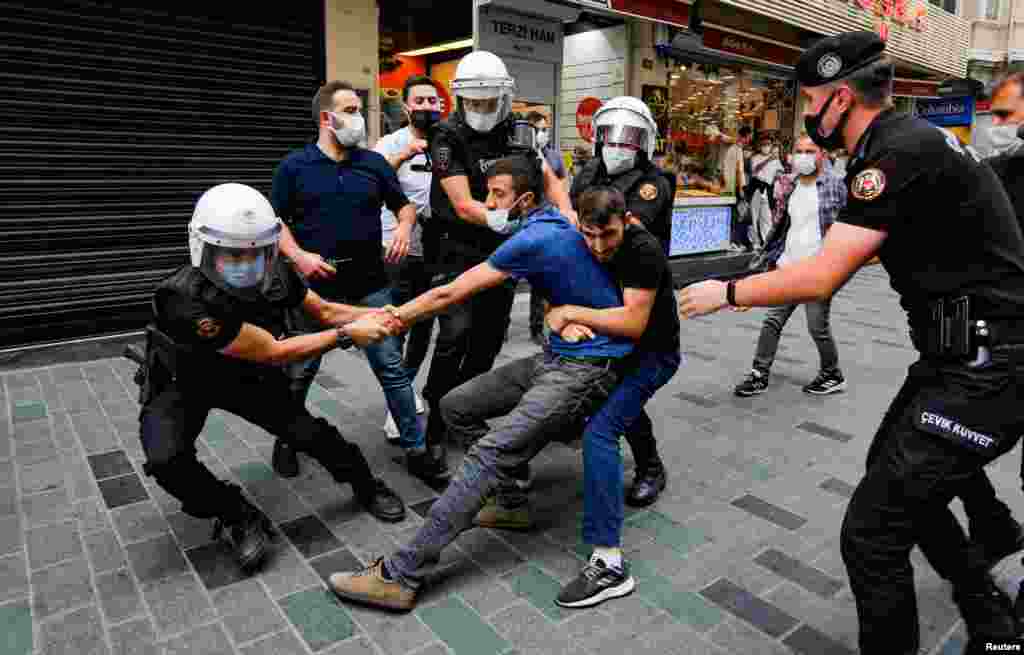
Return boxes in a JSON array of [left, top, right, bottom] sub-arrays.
[[0, 0, 323, 348]]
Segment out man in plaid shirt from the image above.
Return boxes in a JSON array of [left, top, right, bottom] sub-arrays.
[[734, 133, 848, 397]]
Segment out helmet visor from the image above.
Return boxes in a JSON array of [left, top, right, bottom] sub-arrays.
[[595, 124, 649, 152], [199, 243, 278, 296]]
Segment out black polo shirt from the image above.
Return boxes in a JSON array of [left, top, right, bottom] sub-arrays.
[[271, 144, 410, 300]]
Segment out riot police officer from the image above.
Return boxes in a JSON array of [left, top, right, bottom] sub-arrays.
[[138, 183, 405, 572], [569, 96, 675, 507], [421, 50, 574, 462], [680, 31, 1024, 653]]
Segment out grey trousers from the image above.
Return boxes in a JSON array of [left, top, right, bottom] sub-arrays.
[[753, 300, 840, 374], [386, 352, 619, 589]]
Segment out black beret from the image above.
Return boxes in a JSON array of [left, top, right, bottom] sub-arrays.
[[796, 31, 886, 88]]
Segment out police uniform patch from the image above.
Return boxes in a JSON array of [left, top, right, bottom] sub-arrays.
[[817, 53, 843, 80], [436, 145, 451, 172], [638, 183, 658, 201], [850, 168, 886, 201], [196, 317, 222, 339]]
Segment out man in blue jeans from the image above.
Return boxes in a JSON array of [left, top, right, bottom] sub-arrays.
[[544, 187, 681, 608], [271, 79, 448, 485], [327, 155, 634, 611]]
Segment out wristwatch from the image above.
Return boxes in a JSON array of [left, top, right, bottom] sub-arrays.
[[335, 326, 355, 350], [726, 280, 738, 307]]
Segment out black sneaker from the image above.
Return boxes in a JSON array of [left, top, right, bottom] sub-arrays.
[[272, 439, 299, 478], [954, 577, 1021, 647], [406, 449, 451, 486], [212, 490, 275, 572], [556, 555, 636, 608], [734, 369, 769, 397], [357, 478, 406, 523], [803, 370, 847, 395]]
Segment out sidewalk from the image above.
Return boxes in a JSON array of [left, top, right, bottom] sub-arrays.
[[0, 267, 1012, 655]]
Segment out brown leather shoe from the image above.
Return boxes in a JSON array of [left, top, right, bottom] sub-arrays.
[[328, 558, 417, 612]]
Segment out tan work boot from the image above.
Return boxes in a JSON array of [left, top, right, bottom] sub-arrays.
[[473, 495, 533, 530], [328, 558, 417, 611]]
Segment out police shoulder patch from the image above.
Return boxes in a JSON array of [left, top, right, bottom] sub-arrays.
[[195, 317, 222, 339], [638, 183, 658, 201], [850, 168, 886, 201], [436, 145, 451, 172]]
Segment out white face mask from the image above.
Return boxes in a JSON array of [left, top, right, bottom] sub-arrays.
[[465, 110, 500, 133], [329, 112, 365, 147], [833, 157, 848, 175], [535, 129, 550, 150], [792, 153, 817, 176], [602, 146, 637, 176], [989, 123, 1022, 154]]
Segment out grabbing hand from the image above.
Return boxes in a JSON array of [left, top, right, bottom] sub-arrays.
[[344, 314, 396, 348], [545, 305, 572, 333], [404, 139, 428, 162], [293, 250, 336, 280], [560, 323, 595, 343], [677, 280, 729, 319]]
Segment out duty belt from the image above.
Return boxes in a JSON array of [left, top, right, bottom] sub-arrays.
[[911, 295, 1024, 363]]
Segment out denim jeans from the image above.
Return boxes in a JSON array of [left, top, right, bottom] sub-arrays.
[[291, 285, 424, 450], [387, 256, 435, 380], [583, 349, 681, 547], [385, 352, 619, 589], [753, 300, 839, 375]]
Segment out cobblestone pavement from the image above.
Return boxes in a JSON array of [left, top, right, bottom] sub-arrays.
[[0, 266, 1014, 655]]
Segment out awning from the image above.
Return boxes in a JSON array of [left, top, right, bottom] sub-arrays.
[[656, 30, 794, 78]]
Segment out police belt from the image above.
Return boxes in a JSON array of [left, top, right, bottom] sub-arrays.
[[910, 295, 1024, 359]]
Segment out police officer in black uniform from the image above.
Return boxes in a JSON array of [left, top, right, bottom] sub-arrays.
[[570, 95, 675, 507], [421, 50, 574, 459], [137, 183, 406, 572], [679, 32, 1024, 653]]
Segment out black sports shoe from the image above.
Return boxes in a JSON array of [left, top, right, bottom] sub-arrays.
[[357, 478, 406, 523], [556, 555, 636, 608], [406, 449, 451, 486], [953, 576, 1021, 648], [212, 490, 275, 571], [626, 464, 666, 508], [272, 439, 299, 478], [734, 369, 769, 397], [803, 370, 847, 395]]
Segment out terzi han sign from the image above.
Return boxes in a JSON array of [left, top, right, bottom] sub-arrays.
[[914, 96, 973, 127]]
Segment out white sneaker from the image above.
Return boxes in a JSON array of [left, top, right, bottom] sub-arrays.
[[383, 411, 401, 442], [414, 390, 426, 415]]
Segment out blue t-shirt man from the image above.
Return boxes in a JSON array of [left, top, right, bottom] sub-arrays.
[[488, 204, 633, 359]]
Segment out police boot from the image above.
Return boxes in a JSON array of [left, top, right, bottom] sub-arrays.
[[406, 448, 450, 490], [954, 576, 1021, 649], [355, 478, 406, 523], [626, 457, 667, 508], [272, 439, 299, 478], [213, 487, 274, 572]]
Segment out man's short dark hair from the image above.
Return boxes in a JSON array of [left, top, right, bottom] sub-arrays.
[[312, 80, 355, 126], [738, 126, 752, 138], [487, 155, 544, 200], [402, 75, 437, 102], [830, 58, 892, 109], [526, 111, 548, 126], [578, 187, 627, 228], [992, 72, 1024, 99]]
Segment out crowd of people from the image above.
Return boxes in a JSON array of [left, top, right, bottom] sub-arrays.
[[132, 29, 1024, 654]]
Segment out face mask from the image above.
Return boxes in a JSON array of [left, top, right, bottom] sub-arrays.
[[535, 129, 550, 150], [329, 112, 365, 147], [410, 109, 441, 132], [792, 153, 817, 176], [602, 146, 637, 176], [805, 91, 850, 151], [989, 123, 1023, 154], [833, 157, 848, 176], [465, 110, 500, 133], [220, 256, 266, 289]]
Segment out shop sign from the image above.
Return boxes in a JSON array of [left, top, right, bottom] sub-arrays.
[[701, 28, 799, 67], [834, 0, 927, 41], [892, 79, 939, 98], [914, 96, 973, 127], [609, 0, 690, 28], [576, 97, 603, 143], [478, 7, 563, 63]]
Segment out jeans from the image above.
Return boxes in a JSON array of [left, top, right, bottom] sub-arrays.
[[385, 352, 619, 589], [583, 349, 681, 547], [293, 285, 424, 450], [753, 301, 840, 375], [388, 256, 435, 380]]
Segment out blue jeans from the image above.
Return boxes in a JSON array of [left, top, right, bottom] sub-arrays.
[[582, 349, 681, 547], [292, 286, 424, 450]]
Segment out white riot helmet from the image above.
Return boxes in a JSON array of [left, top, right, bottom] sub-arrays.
[[451, 51, 516, 133], [188, 183, 282, 298], [593, 96, 658, 175]]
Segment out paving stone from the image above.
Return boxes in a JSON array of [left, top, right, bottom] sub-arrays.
[[30, 557, 95, 620], [96, 568, 144, 623], [488, 602, 580, 655], [88, 449, 133, 480], [14, 437, 58, 465], [819, 477, 856, 499], [98, 473, 150, 509], [74, 497, 112, 535], [0, 553, 28, 603], [279, 586, 357, 651], [58, 382, 100, 415], [141, 572, 215, 637], [282, 514, 343, 559], [240, 630, 308, 655], [5, 372, 39, 390], [166, 511, 213, 550], [707, 616, 791, 655], [21, 486, 72, 527], [113, 501, 169, 544], [633, 563, 724, 632], [11, 400, 46, 423], [258, 540, 323, 599], [72, 412, 120, 454], [84, 529, 127, 574], [25, 520, 82, 570], [108, 617, 158, 655], [700, 578, 798, 638], [18, 456, 64, 495], [186, 540, 250, 592], [0, 516, 22, 559], [626, 511, 709, 555], [323, 635, 381, 655], [729, 494, 807, 531], [51, 412, 80, 452], [417, 594, 509, 655], [0, 599, 33, 655], [796, 421, 854, 443], [211, 578, 288, 644], [502, 564, 570, 622], [125, 534, 188, 584], [308, 547, 363, 585], [161, 622, 233, 655], [39, 604, 109, 655], [11, 418, 50, 444], [753, 548, 844, 599], [0, 485, 15, 517]]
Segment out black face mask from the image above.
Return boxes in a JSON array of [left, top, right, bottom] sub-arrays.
[[410, 110, 441, 131], [804, 91, 850, 152]]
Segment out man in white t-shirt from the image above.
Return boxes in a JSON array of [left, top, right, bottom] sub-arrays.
[[748, 134, 785, 250], [373, 76, 442, 459], [734, 134, 847, 397]]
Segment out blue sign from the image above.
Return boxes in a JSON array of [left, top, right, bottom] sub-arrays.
[[914, 96, 973, 127]]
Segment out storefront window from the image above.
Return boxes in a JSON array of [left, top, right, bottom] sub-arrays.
[[929, 0, 958, 15], [979, 0, 1003, 20]]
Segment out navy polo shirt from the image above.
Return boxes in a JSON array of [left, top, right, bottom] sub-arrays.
[[271, 144, 410, 300]]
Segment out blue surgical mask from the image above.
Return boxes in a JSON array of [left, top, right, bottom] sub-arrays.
[[220, 256, 265, 288]]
